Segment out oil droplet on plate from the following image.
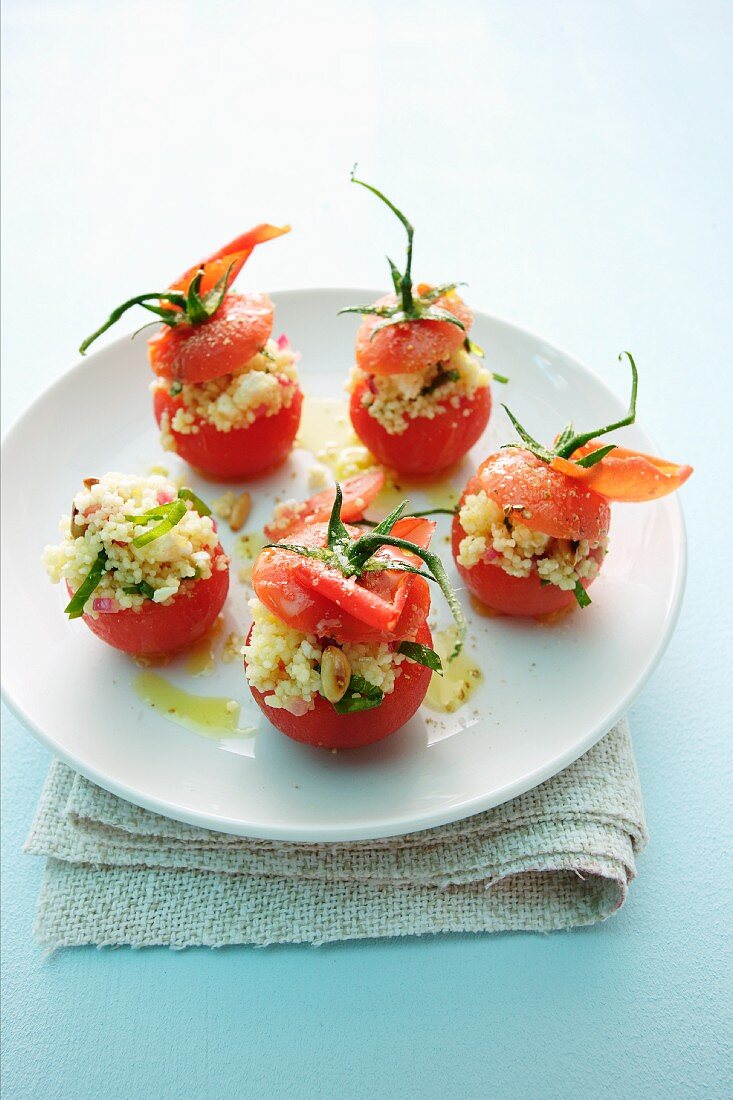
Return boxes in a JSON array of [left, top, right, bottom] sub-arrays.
[[424, 627, 482, 714], [296, 397, 375, 477], [134, 671, 253, 740], [182, 615, 225, 677], [469, 594, 505, 619]]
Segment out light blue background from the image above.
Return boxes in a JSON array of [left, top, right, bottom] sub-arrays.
[[2, 2, 731, 1097]]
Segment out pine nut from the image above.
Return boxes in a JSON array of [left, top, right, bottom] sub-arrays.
[[320, 646, 351, 703], [229, 491, 252, 532]]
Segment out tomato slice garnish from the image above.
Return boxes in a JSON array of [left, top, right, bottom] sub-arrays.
[[552, 442, 693, 502], [252, 516, 435, 644], [263, 469, 385, 541], [169, 224, 290, 298]]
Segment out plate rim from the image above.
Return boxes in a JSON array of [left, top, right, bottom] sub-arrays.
[[0, 289, 688, 840]]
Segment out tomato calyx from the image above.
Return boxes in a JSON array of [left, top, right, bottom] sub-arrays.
[[500, 353, 692, 502], [338, 167, 466, 340], [267, 484, 466, 657], [79, 223, 289, 355], [502, 351, 640, 469], [79, 264, 238, 355]]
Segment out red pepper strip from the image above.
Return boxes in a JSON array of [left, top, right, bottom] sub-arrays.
[[552, 442, 693, 502], [288, 516, 435, 633], [263, 469, 385, 541], [169, 224, 291, 298]]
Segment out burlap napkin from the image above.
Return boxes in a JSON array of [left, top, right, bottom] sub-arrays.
[[25, 718, 646, 948]]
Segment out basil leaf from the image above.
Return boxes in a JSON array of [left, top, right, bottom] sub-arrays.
[[64, 551, 107, 619], [178, 487, 212, 517], [332, 673, 384, 714], [398, 641, 443, 674], [573, 580, 592, 608]]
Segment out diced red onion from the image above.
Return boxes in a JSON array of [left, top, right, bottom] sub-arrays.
[[92, 598, 120, 613]]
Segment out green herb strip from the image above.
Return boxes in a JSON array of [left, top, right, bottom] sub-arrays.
[[573, 581, 592, 608], [122, 581, 156, 600], [421, 369, 460, 397], [64, 551, 108, 619], [132, 500, 187, 548], [177, 487, 211, 517], [398, 641, 443, 674], [332, 673, 384, 714]]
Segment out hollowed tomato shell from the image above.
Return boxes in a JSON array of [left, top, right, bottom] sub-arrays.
[[245, 620, 433, 749], [451, 513, 603, 617], [153, 387, 303, 481], [68, 547, 229, 655], [349, 377, 491, 476]]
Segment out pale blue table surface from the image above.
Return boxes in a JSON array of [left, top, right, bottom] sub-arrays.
[[2, 2, 731, 1097]]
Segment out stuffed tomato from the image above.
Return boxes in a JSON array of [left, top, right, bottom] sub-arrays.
[[80, 225, 302, 481], [244, 485, 465, 749], [43, 473, 229, 655], [453, 353, 693, 617], [340, 172, 498, 475]]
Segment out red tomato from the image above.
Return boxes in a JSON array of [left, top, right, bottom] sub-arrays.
[[355, 292, 474, 376], [476, 451, 611, 542], [263, 469, 385, 541], [245, 620, 433, 749], [148, 292, 275, 384], [451, 460, 608, 616], [252, 517, 434, 645], [350, 376, 491, 475], [153, 387, 303, 481], [451, 512, 602, 616], [69, 548, 229, 655]]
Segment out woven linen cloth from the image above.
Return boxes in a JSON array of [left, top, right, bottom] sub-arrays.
[[25, 718, 646, 948]]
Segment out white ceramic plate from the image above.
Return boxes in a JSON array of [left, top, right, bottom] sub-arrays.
[[1, 290, 686, 840]]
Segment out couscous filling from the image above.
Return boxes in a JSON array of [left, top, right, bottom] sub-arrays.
[[349, 345, 490, 435], [155, 338, 299, 448], [244, 599, 409, 715], [43, 473, 225, 617], [457, 490, 606, 591]]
